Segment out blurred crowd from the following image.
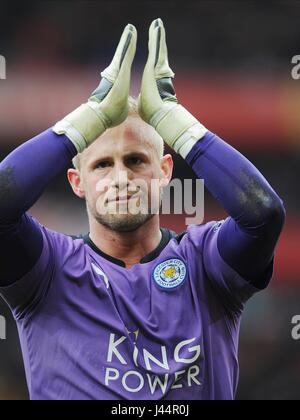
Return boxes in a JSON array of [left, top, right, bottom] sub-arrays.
[[0, 1, 299, 400]]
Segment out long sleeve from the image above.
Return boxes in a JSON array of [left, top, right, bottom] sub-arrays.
[[186, 130, 286, 288], [0, 129, 77, 286]]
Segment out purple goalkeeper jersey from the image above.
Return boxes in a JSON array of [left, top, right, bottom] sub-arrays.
[[0, 217, 264, 401]]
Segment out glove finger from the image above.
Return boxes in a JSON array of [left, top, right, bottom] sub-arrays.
[[145, 19, 176, 102], [101, 24, 136, 83], [154, 19, 175, 79], [90, 24, 136, 103], [138, 20, 164, 122], [95, 25, 136, 126], [147, 19, 160, 67], [117, 24, 137, 76], [106, 24, 137, 103]]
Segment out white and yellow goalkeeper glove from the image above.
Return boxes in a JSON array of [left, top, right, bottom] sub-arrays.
[[138, 18, 207, 158], [53, 24, 137, 153]]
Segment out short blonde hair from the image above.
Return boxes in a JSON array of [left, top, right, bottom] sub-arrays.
[[72, 96, 164, 170], [127, 95, 139, 115]]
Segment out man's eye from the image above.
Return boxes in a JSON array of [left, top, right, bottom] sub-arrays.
[[96, 161, 111, 169], [128, 157, 142, 165]]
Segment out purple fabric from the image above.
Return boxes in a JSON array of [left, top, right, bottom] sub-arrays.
[[0, 129, 76, 286], [0, 128, 76, 219], [186, 131, 285, 285], [0, 221, 259, 400]]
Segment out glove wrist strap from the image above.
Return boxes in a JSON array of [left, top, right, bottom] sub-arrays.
[[150, 103, 207, 157], [53, 102, 109, 153]]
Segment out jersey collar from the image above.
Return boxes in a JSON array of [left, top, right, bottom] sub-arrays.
[[82, 228, 176, 268]]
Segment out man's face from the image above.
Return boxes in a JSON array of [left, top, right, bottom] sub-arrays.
[[69, 116, 173, 232]]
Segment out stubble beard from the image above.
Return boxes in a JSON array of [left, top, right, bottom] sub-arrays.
[[87, 200, 158, 233], [94, 211, 156, 233]]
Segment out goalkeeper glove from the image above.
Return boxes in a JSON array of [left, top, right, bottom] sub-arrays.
[[138, 18, 207, 158], [53, 24, 137, 153]]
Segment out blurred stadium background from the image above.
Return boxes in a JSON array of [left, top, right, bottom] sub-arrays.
[[0, 1, 299, 400]]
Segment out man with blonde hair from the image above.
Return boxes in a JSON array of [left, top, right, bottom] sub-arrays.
[[0, 20, 285, 400]]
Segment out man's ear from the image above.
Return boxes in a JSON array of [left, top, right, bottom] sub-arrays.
[[160, 154, 174, 187], [67, 169, 86, 199]]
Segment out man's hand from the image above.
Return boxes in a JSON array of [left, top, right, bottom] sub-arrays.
[[54, 24, 137, 153], [138, 18, 207, 158]]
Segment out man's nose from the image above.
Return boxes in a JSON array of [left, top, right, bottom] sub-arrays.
[[111, 161, 132, 190]]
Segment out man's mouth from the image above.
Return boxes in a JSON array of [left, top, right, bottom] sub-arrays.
[[107, 194, 140, 204]]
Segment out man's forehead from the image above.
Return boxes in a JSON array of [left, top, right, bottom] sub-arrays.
[[83, 118, 159, 163], [86, 138, 150, 161]]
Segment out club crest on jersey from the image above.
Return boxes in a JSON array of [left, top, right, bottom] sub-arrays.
[[153, 259, 187, 291]]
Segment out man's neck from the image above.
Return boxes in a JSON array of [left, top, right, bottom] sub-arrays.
[[89, 216, 162, 269]]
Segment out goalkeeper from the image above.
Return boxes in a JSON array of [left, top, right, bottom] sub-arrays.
[[0, 20, 285, 400]]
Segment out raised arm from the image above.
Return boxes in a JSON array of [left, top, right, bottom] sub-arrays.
[[0, 24, 137, 288], [185, 131, 285, 286], [139, 18, 285, 289], [0, 131, 76, 287]]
